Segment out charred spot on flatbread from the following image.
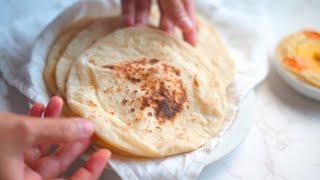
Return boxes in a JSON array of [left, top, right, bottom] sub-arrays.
[[101, 58, 188, 123]]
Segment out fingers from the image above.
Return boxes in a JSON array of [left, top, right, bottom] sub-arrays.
[[135, 0, 151, 25], [0, 157, 24, 180], [40, 96, 64, 155], [181, 0, 197, 45], [158, 0, 197, 45], [29, 103, 44, 117], [70, 149, 111, 180], [24, 118, 93, 165], [44, 96, 63, 117], [32, 139, 91, 179], [24, 148, 41, 166], [29, 96, 63, 118], [121, 0, 197, 45], [29, 118, 94, 145], [27, 98, 92, 145], [122, 0, 135, 26], [161, 0, 193, 31], [24, 165, 42, 180], [122, 0, 151, 26], [182, 0, 196, 21], [182, 28, 197, 46], [25, 96, 65, 165], [159, 15, 174, 34], [158, 2, 174, 35]]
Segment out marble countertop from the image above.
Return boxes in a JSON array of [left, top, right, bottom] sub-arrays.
[[0, 0, 319, 179]]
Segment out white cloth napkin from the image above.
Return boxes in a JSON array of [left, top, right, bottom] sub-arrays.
[[0, 0, 270, 179]]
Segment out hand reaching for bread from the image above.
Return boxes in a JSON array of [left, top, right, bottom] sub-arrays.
[[0, 97, 110, 180], [121, 0, 198, 45]]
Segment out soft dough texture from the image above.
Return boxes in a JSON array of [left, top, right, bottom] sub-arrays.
[[149, 6, 235, 88], [54, 8, 235, 98], [44, 18, 93, 95], [66, 27, 227, 157], [55, 16, 121, 97], [43, 19, 94, 117], [195, 17, 235, 88], [48, 15, 156, 117]]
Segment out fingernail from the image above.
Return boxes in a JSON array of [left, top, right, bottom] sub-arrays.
[[190, 32, 198, 46], [184, 29, 198, 46], [184, 18, 194, 30], [100, 149, 112, 157], [135, 16, 147, 27], [78, 120, 94, 135]]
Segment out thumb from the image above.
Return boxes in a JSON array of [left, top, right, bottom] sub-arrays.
[[26, 117, 94, 145]]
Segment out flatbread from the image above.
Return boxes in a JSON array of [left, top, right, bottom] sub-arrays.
[[150, 7, 235, 88], [55, 17, 121, 97], [195, 17, 235, 88], [44, 18, 93, 95], [54, 8, 235, 98], [43, 19, 95, 117], [66, 27, 227, 157]]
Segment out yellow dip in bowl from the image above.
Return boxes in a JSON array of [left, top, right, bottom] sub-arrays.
[[277, 30, 320, 87]]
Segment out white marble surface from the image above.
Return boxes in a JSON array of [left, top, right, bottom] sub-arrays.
[[0, 0, 320, 179]]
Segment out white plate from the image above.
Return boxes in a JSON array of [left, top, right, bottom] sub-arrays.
[[31, 1, 256, 178], [272, 55, 320, 101], [198, 91, 255, 179]]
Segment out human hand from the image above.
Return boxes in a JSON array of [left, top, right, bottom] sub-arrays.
[[0, 96, 110, 180], [121, 0, 197, 45]]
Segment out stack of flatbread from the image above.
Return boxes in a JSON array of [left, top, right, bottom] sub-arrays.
[[43, 7, 235, 158]]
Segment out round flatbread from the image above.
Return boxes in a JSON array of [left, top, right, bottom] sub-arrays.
[[150, 7, 235, 88], [44, 18, 93, 95], [43, 19, 95, 117], [54, 8, 235, 99], [51, 15, 156, 117], [277, 30, 320, 87], [195, 17, 235, 88], [55, 16, 121, 97], [66, 27, 227, 157]]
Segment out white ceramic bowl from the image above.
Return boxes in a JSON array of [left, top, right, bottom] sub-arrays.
[[272, 54, 320, 101]]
